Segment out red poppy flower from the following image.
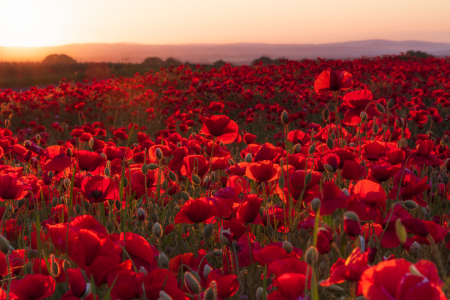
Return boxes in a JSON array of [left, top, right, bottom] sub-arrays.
[[268, 273, 306, 300], [0, 175, 29, 201], [143, 268, 186, 300], [67, 268, 88, 298], [314, 69, 353, 95], [341, 89, 379, 126], [245, 160, 281, 183], [320, 181, 352, 215], [206, 270, 240, 299], [174, 198, 218, 224], [341, 160, 367, 181], [81, 175, 119, 203], [348, 180, 387, 221], [321, 248, 368, 286], [10, 274, 56, 300], [76, 150, 106, 172], [199, 115, 238, 144], [236, 194, 263, 224], [42, 154, 72, 173]]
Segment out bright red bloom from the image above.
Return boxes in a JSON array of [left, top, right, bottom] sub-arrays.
[[348, 180, 387, 221], [245, 160, 281, 183], [199, 115, 238, 144], [174, 198, 218, 224], [268, 273, 306, 300], [206, 271, 240, 299], [320, 181, 352, 215], [67, 268, 87, 298], [236, 194, 263, 224], [341, 160, 367, 181], [76, 150, 106, 172], [314, 69, 353, 95], [341, 89, 379, 126], [321, 248, 368, 286], [81, 175, 119, 203], [0, 175, 29, 201]]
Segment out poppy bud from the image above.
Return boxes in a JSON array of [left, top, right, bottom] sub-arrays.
[[220, 229, 232, 246], [137, 208, 146, 220], [410, 241, 421, 255], [114, 200, 121, 211], [203, 224, 213, 240], [373, 123, 379, 135], [324, 285, 344, 294], [281, 110, 290, 125], [36, 134, 41, 143], [89, 138, 95, 149], [344, 212, 361, 237], [156, 148, 163, 160], [26, 249, 39, 259], [192, 174, 201, 185], [159, 290, 173, 300], [0, 236, 9, 255], [74, 204, 81, 215], [395, 118, 404, 128], [51, 197, 59, 208], [181, 192, 190, 201], [395, 218, 407, 243], [282, 241, 293, 254], [210, 171, 217, 182], [305, 172, 312, 185], [443, 174, 449, 184], [387, 98, 395, 109], [106, 222, 114, 233], [153, 222, 162, 238], [162, 180, 169, 190], [100, 153, 107, 160], [403, 200, 418, 210], [228, 159, 235, 165], [64, 178, 71, 189], [213, 249, 223, 257], [360, 111, 368, 122], [419, 207, 427, 217], [245, 153, 253, 163], [147, 163, 157, 171], [256, 287, 265, 300], [376, 103, 385, 114], [311, 198, 321, 213], [141, 164, 149, 175], [319, 260, 327, 275], [185, 272, 201, 294], [159, 252, 169, 268], [203, 264, 212, 278], [323, 164, 335, 173], [323, 108, 330, 122], [278, 175, 285, 189], [169, 171, 177, 181], [203, 176, 210, 185], [305, 246, 318, 265], [4, 119, 10, 127], [342, 189, 350, 196], [299, 228, 308, 238], [205, 285, 217, 300], [326, 138, 333, 150], [51, 256, 60, 277], [349, 142, 355, 147], [138, 266, 148, 276], [295, 143, 301, 153], [308, 144, 316, 155]]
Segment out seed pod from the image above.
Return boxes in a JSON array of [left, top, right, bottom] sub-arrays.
[[323, 163, 335, 173], [282, 241, 293, 254], [153, 222, 162, 238], [146, 163, 157, 172], [0, 236, 9, 255], [159, 252, 169, 269], [308, 144, 316, 155], [83, 201, 91, 212], [281, 110, 290, 125], [52, 197, 59, 207], [376, 103, 385, 114], [403, 200, 418, 210], [185, 272, 200, 295], [311, 198, 321, 213], [305, 246, 318, 265], [203, 224, 213, 240], [387, 98, 395, 109], [245, 153, 253, 163]]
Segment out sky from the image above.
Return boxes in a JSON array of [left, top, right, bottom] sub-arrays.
[[0, 0, 449, 47]]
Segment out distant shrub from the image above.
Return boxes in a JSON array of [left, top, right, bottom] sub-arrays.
[[42, 54, 77, 65], [142, 57, 164, 67]]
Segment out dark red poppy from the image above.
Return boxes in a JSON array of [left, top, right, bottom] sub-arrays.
[[348, 180, 387, 221], [10, 274, 56, 300], [81, 175, 119, 203], [268, 273, 306, 300], [236, 194, 263, 224], [245, 160, 281, 183], [321, 248, 368, 286], [174, 198, 218, 224], [341, 89, 379, 126], [341, 160, 367, 181], [320, 181, 352, 215], [67, 268, 87, 298], [0, 175, 29, 201], [76, 150, 106, 172]]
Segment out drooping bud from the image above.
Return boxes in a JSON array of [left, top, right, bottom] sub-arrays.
[[324, 285, 345, 294], [305, 172, 312, 185], [169, 171, 177, 181], [202, 224, 213, 240], [155, 148, 163, 160], [203, 264, 212, 278], [0, 236, 9, 255], [204, 283, 217, 300], [376, 103, 385, 114], [360, 111, 368, 122], [181, 191, 190, 201], [323, 163, 335, 173], [212, 249, 223, 257], [308, 144, 316, 155], [219, 230, 232, 246], [387, 97, 395, 110], [403, 200, 418, 210], [192, 174, 201, 185]]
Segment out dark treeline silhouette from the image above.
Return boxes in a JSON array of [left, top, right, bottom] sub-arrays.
[[0, 51, 435, 88]]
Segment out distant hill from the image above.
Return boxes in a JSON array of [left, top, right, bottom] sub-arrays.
[[1, 40, 450, 65]]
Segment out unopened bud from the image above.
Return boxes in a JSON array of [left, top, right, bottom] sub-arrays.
[[308, 144, 316, 155], [311, 198, 321, 213], [148, 163, 158, 170], [141, 164, 149, 175], [282, 241, 293, 254], [360, 111, 368, 122], [323, 108, 330, 122], [245, 153, 253, 163], [155, 148, 163, 160], [281, 110, 290, 125], [203, 264, 212, 278], [395, 218, 407, 243], [159, 290, 173, 300], [305, 172, 312, 185], [185, 272, 200, 294], [376, 103, 385, 114], [256, 287, 264, 300], [403, 200, 418, 210], [203, 224, 214, 240], [169, 171, 177, 181], [344, 211, 359, 222], [153, 222, 162, 238], [0, 236, 9, 255], [158, 252, 169, 269], [305, 246, 318, 265]]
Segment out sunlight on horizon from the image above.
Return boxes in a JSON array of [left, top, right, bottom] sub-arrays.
[[1, 0, 450, 47]]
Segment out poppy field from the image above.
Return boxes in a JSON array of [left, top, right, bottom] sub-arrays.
[[0, 54, 450, 300]]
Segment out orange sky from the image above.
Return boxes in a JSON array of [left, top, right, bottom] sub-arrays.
[[1, 0, 449, 47]]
